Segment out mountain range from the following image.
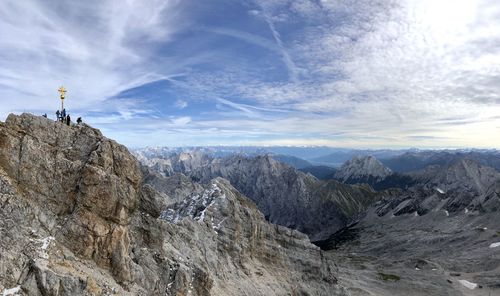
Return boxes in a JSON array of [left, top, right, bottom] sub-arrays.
[[135, 144, 500, 294], [1, 113, 499, 295]]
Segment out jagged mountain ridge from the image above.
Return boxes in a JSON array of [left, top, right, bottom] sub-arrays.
[[0, 113, 347, 296], [327, 155, 415, 192], [372, 158, 500, 218], [133, 148, 315, 174], [185, 154, 390, 241]]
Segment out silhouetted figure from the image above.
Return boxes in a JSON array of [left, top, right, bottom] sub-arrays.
[[42, 113, 47, 118], [55, 110, 60, 121], [76, 117, 82, 124], [62, 108, 66, 119], [66, 115, 71, 126]]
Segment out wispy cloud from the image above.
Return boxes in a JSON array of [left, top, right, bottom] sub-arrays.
[[261, 14, 300, 82]]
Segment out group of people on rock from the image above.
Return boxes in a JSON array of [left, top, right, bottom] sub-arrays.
[[55, 109, 71, 125], [51, 108, 82, 126]]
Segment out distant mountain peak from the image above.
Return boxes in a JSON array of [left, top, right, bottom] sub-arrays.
[[334, 155, 392, 184]]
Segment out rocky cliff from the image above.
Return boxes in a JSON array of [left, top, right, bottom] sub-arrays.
[[0, 113, 347, 296]]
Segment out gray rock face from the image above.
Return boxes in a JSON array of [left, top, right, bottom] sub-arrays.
[[142, 166, 204, 205], [334, 155, 393, 185], [0, 113, 347, 295], [141, 178, 344, 295]]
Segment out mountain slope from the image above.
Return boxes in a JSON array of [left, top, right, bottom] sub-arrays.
[[408, 158, 500, 194]]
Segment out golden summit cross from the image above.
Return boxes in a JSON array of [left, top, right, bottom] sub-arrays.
[[58, 86, 67, 111], [58, 86, 66, 99]]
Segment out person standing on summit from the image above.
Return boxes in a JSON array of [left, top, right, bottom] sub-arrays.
[[66, 114, 71, 126]]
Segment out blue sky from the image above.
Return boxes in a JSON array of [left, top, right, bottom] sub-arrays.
[[1, 0, 500, 148]]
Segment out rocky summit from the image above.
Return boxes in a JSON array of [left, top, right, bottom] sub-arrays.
[[0, 113, 347, 296]]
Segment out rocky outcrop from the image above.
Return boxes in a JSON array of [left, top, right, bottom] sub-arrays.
[[0, 113, 141, 283], [0, 113, 347, 295]]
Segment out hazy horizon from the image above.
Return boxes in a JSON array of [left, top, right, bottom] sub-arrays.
[[130, 143, 499, 152]]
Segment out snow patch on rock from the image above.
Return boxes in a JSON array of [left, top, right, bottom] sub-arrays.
[[31, 236, 55, 259], [489, 242, 500, 248], [2, 286, 21, 296], [458, 279, 477, 290]]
